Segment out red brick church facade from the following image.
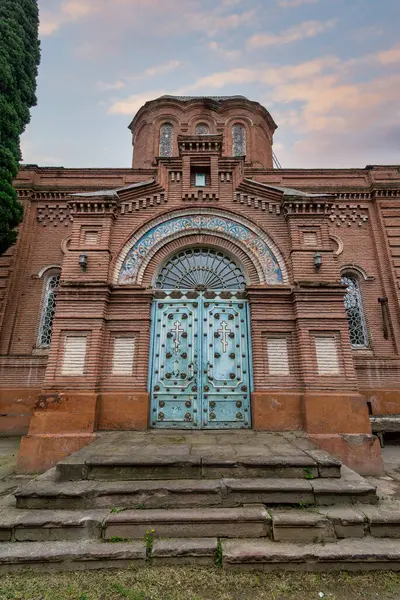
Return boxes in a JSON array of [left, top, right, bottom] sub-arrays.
[[1, 95, 399, 475]]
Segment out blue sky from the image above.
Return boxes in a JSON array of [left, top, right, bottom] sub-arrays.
[[21, 0, 400, 169]]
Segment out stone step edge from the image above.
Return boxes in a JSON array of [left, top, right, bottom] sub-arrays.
[[15, 475, 377, 508], [1, 503, 398, 543], [221, 537, 400, 571], [1, 538, 400, 572], [56, 456, 341, 481]]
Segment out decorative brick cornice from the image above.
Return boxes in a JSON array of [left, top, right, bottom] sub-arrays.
[[336, 192, 371, 201], [282, 198, 334, 217], [68, 196, 119, 217], [374, 189, 400, 198], [178, 134, 223, 155], [121, 193, 167, 213], [234, 192, 281, 213], [183, 191, 218, 202], [329, 203, 369, 227], [36, 203, 73, 227]]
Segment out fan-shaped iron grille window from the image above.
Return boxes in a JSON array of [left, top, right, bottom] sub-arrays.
[[341, 274, 368, 348], [232, 124, 246, 157], [159, 123, 173, 157], [38, 273, 60, 347], [155, 248, 246, 290], [195, 123, 210, 135]]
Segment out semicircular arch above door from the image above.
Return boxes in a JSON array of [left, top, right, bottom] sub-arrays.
[[155, 247, 246, 290]]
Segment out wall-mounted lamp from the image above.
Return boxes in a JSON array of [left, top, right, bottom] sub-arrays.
[[314, 252, 322, 272], [79, 253, 88, 272]]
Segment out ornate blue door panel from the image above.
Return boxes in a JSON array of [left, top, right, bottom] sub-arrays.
[[151, 299, 200, 428], [150, 293, 251, 429], [203, 299, 251, 429]]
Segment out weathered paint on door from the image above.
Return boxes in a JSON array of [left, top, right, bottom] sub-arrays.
[[150, 293, 251, 429]]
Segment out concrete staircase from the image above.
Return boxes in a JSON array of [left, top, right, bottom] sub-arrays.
[[2, 430, 400, 572]]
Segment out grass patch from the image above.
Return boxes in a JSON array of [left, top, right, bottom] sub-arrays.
[[0, 567, 400, 599], [215, 539, 223, 567], [304, 467, 315, 480], [144, 529, 155, 559]]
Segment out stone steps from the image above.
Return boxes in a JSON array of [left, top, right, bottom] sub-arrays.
[[221, 537, 400, 571], [1, 537, 400, 572], [15, 472, 377, 510], [56, 449, 341, 482], [4, 432, 393, 572], [2, 502, 399, 544]]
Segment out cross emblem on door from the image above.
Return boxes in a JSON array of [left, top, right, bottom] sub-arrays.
[[171, 320, 185, 352], [217, 320, 232, 353]]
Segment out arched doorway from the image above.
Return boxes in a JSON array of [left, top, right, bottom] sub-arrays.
[[149, 248, 252, 429]]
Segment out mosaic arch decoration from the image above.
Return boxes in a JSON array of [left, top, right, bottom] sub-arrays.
[[117, 212, 286, 286]]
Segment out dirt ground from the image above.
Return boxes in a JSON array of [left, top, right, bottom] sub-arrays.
[[0, 567, 400, 600]]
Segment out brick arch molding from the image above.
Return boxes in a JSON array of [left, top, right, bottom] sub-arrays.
[[113, 208, 289, 286]]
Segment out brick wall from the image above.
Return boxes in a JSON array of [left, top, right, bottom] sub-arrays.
[[1, 106, 400, 437]]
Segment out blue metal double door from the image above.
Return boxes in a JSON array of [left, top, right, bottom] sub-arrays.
[[150, 294, 251, 429]]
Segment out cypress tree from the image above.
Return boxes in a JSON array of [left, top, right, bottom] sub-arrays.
[[0, 0, 40, 255]]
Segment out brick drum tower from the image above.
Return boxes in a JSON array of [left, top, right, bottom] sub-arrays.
[[1, 95, 400, 475]]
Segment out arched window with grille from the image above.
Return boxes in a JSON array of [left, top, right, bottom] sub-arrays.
[[159, 123, 173, 157], [341, 274, 368, 348], [37, 271, 60, 348], [232, 123, 246, 157], [195, 123, 210, 135]]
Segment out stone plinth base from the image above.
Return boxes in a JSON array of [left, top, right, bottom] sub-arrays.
[[360, 389, 400, 415], [252, 392, 303, 431], [303, 392, 371, 435], [16, 433, 95, 473], [98, 392, 149, 430], [308, 433, 384, 476], [0, 389, 39, 435], [16, 391, 100, 473]]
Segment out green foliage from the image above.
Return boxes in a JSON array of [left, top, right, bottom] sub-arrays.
[[144, 528, 155, 558], [304, 467, 315, 480], [109, 536, 132, 543], [215, 538, 223, 567], [110, 506, 125, 514], [0, 0, 40, 254]]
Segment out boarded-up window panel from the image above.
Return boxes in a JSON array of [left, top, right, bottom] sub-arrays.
[[315, 337, 340, 375], [303, 231, 318, 246], [84, 231, 99, 245], [62, 336, 87, 375], [112, 337, 135, 375], [267, 338, 290, 375]]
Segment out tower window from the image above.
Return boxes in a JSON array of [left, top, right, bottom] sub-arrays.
[[341, 274, 369, 348], [159, 123, 173, 157], [232, 124, 246, 157], [191, 165, 210, 187], [195, 173, 206, 187], [196, 123, 210, 135]]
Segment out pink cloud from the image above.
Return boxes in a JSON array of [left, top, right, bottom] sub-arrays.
[[248, 19, 337, 47]]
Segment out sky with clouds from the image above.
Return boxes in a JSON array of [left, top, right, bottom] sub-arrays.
[[21, 0, 400, 169]]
